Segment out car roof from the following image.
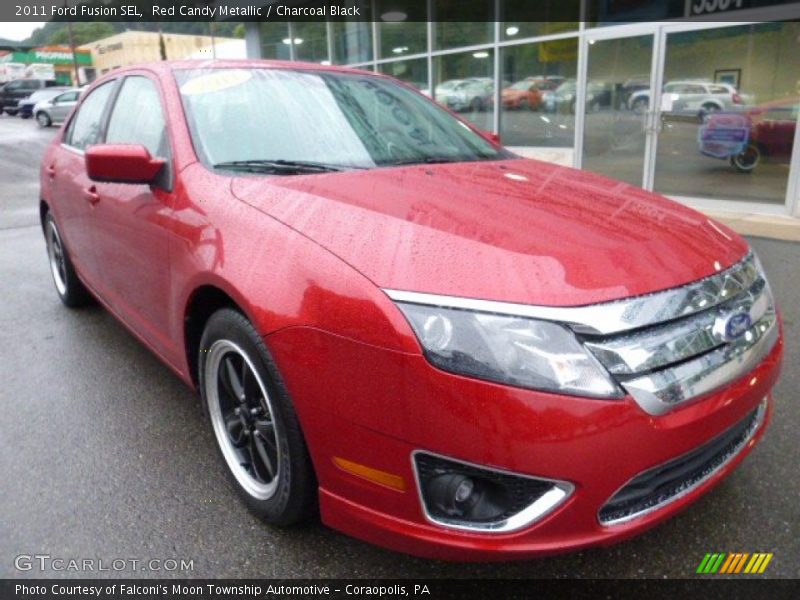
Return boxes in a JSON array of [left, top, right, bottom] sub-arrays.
[[102, 59, 376, 79]]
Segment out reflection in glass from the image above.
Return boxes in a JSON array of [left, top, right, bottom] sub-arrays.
[[500, 38, 578, 159], [380, 58, 428, 91], [332, 22, 372, 65], [500, 1, 579, 40], [377, 0, 427, 58], [291, 22, 329, 63], [433, 50, 494, 131], [582, 35, 653, 186], [434, 1, 493, 50], [259, 22, 290, 60], [654, 23, 800, 205]]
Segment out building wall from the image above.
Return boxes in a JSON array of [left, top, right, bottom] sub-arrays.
[[85, 30, 240, 75]]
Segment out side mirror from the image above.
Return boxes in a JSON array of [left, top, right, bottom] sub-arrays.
[[85, 144, 165, 185]]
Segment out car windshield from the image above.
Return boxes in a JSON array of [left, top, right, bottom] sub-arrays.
[[510, 81, 531, 91], [175, 68, 506, 171]]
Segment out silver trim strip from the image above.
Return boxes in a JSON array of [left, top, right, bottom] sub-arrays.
[[622, 313, 778, 416], [385, 252, 756, 335], [584, 277, 770, 376], [600, 397, 768, 526], [410, 450, 574, 534]]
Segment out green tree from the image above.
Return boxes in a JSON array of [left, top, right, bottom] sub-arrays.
[[48, 22, 116, 46]]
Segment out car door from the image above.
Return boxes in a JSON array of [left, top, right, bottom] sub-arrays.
[[50, 91, 79, 122], [89, 73, 178, 364], [47, 80, 116, 288]]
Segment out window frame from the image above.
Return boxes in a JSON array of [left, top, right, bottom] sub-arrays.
[[103, 73, 174, 191], [62, 79, 119, 152]]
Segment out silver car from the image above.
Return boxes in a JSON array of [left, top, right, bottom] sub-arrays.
[[33, 88, 81, 127]]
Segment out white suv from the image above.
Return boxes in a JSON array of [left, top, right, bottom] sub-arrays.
[[629, 80, 750, 117]]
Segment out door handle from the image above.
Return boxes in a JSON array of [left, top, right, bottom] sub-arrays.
[[46, 164, 56, 178], [83, 186, 100, 205]]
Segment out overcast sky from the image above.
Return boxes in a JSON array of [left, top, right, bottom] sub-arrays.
[[0, 22, 47, 42]]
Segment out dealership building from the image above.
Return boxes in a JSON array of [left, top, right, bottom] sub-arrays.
[[240, 0, 800, 236]]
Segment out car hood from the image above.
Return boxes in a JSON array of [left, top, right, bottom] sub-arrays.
[[231, 158, 747, 307]]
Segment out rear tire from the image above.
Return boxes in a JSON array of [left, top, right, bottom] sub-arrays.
[[730, 143, 760, 173], [44, 212, 93, 307], [199, 308, 317, 526]]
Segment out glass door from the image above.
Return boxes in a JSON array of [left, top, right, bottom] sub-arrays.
[[652, 22, 800, 209], [580, 30, 657, 187]]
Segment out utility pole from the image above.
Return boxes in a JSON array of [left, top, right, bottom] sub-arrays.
[[64, 1, 80, 85]]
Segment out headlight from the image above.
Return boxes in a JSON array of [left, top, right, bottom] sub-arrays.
[[396, 303, 622, 398]]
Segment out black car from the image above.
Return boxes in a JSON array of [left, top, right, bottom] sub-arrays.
[[17, 87, 71, 119], [0, 79, 59, 115]]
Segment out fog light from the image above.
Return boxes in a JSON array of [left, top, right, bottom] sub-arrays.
[[414, 452, 573, 533]]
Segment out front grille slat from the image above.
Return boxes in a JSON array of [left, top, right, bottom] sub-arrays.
[[579, 253, 777, 415], [599, 401, 766, 525]]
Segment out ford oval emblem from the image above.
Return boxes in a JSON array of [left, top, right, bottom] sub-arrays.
[[724, 312, 752, 340]]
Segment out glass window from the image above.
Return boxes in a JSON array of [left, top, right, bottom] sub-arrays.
[[66, 81, 114, 151], [54, 91, 79, 103], [259, 22, 291, 60], [176, 68, 504, 169], [433, 50, 494, 132], [499, 38, 578, 160], [582, 35, 654, 186], [434, 1, 493, 50], [376, 0, 427, 59], [500, 1, 579, 40], [106, 76, 169, 158], [291, 22, 329, 63], [332, 22, 373, 64], [379, 58, 428, 91], [654, 22, 800, 205]]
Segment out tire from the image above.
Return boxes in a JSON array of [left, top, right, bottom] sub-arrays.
[[700, 103, 721, 121], [632, 97, 649, 114], [20, 113, 30, 119], [518, 99, 531, 111], [470, 98, 483, 112], [199, 308, 317, 526], [43, 212, 93, 307], [730, 143, 760, 173], [36, 112, 51, 128], [6, 109, 17, 116]]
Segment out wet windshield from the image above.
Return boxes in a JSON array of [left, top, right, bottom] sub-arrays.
[[175, 68, 506, 172]]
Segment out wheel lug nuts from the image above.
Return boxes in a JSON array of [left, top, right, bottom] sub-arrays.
[[234, 407, 241, 416], [250, 407, 260, 415]]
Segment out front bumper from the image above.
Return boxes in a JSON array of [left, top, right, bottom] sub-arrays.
[[266, 325, 782, 561]]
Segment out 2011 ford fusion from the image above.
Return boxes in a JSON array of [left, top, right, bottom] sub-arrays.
[[40, 60, 783, 560]]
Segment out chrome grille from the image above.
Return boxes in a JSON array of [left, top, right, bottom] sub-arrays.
[[581, 252, 778, 415]]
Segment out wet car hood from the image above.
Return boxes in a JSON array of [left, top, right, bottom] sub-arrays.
[[231, 158, 747, 307]]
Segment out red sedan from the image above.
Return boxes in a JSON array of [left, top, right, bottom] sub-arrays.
[[40, 60, 782, 561]]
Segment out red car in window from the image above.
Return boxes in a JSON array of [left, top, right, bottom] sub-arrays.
[[40, 61, 782, 560]]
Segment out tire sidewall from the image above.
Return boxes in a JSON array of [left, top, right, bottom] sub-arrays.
[[198, 309, 315, 525]]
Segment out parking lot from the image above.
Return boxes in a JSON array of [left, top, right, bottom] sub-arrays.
[[0, 113, 797, 578]]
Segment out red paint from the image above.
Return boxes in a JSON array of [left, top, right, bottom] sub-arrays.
[[40, 60, 782, 560], [86, 144, 166, 184]]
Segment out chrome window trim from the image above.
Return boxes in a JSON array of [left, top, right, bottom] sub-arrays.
[[385, 252, 756, 336], [410, 450, 574, 534], [599, 397, 768, 527]]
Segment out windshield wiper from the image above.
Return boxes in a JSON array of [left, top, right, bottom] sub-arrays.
[[380, 155, 491, 167], [213, 159, 353, 174]]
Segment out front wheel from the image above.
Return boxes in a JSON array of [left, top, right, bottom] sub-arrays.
[[199, 309, 317, 526], [36, 112, 51, 128], [44, 212, 92, 307]]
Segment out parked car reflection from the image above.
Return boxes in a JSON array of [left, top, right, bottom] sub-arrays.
[[699, 97, 798, 172]]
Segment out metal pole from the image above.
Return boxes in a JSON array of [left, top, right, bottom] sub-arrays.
[[65, 20, 80, 85]]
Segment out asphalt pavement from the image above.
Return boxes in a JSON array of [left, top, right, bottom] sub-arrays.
[[0, 114, 797, 578]]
